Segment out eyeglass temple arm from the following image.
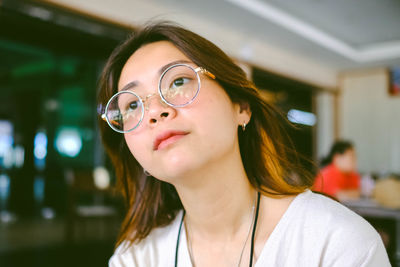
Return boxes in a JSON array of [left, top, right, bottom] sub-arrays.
[[196, 67, 216, 80], [97, 104, 108, 121]]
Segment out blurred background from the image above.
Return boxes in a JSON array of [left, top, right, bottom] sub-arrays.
[[0, 0, 399, 266]]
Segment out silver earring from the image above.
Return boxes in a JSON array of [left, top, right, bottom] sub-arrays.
[[143, 169, 151, 176], [241, 122, 246, 131]]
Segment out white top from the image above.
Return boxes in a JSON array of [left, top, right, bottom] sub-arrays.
[[109, 190, 391, 267]]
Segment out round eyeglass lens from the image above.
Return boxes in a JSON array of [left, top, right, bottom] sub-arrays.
[[105, 91, 144, 132], [159, 64, 201, 107]]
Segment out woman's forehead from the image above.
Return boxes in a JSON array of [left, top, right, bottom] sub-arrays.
[[118, 41, 191, 89]]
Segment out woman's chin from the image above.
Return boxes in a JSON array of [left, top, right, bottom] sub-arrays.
[[152, 166, 192, 183], [150, 159, 200, 185]]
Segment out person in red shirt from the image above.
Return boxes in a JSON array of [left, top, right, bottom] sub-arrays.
[[314, 140, 361, 201]]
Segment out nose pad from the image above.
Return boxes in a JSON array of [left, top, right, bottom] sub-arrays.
[[144, 93, 168, 111], [144, 93, 173, 124]]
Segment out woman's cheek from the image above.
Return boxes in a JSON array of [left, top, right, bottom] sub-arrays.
[[125, 135, 149, 166]]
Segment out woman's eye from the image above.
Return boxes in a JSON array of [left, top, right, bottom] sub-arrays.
[[171, 77, 190, 89], [128, 101, 139, 110]]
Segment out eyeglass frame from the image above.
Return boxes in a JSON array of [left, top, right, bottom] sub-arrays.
[[101, 63, 216, 133]]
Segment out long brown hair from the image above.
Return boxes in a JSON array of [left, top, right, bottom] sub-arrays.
[[97, 21, 314, 248]]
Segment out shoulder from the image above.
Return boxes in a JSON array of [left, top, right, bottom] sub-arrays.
[[295, 190, 377, 238], [109, 211, 183, 267], [287, 190, 390, 265]]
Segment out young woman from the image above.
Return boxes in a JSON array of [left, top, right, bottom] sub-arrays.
[[313, 140, 361, 201], [97, 22, 390, 267]]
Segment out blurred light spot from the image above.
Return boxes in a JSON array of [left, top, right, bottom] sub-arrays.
[[0, 174, 10, 190], [27, 7, 53, 21], [14, 146, 25, 168], [3, 149, 13, 169], [34, 146, 47, 160], [34, 131, 48, 160], [0, 210, 17, 223], [0, 121, 13, 159], [0, 135, 13, 156], [55, 128, 82, 157], [34, 176, 45, 203], [287, 109, 316, 126], [34, 131, 48, 148], [0, 174, 10, 206], [93, 166, 110, 190], [45, 99, 59, 111], [41, 207, 55, 220]]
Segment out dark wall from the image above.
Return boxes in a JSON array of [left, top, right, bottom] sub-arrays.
[[252, 67, 317, 171], [0, 0, 130, 216]]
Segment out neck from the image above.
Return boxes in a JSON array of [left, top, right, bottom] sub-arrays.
[[174, 149, 256, 240]]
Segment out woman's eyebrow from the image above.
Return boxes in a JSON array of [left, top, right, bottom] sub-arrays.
[[120, 81, 138, 92], [158, 59, 192, 75]]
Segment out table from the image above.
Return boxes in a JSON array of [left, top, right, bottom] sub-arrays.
[[343, 199, 400, 267]]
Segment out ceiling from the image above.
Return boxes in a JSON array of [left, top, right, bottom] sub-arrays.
[[41, 0, 400, 87], [151, 0, 400, 68]]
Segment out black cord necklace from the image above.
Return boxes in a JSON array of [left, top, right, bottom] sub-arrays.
[[174, 192, 261, 267]]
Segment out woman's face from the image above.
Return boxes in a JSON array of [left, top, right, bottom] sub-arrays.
[[117, 41, 250, 182], [334, 148, 357, 173]]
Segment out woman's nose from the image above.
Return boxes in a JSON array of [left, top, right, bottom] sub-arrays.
[[145, 94, 176, 125]]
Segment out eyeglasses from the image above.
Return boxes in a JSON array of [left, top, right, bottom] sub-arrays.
[[101, 63, 216, 133]]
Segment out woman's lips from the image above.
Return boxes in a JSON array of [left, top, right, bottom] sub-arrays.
[[153, 131, 188, 151]]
